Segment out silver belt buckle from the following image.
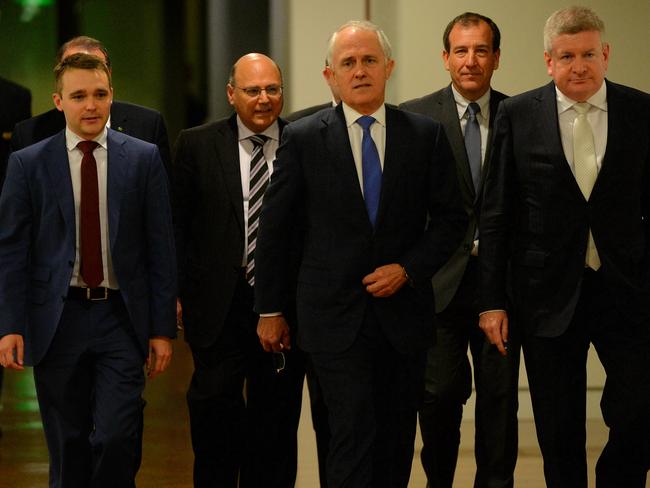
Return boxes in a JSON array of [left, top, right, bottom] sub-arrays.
[[86, 287, 109, 301]]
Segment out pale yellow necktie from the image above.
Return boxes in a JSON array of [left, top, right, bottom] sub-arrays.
[[573, 102, 600, 270]]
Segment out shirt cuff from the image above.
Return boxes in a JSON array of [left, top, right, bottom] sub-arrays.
[[259, 312, 283, 317]]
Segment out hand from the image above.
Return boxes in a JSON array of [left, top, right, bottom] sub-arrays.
[[479, 311, 509, 356], [147, 336, 173, 379], [176, 298, 183, 329], [257, 316, 291, 353], [0, 334, 25, 371], [362, 263, 408, 297]]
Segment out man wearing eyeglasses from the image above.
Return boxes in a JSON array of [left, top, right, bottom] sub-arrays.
[[172, 53, 304, 488]]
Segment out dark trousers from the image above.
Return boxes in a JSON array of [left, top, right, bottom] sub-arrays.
[[187, 274, 305, 488], [305, 356, 331, 488], [33, 293, 145, 488], [523, 269, 650, 488], [420, 258, 520, 488], [311, 307, 426, 488]]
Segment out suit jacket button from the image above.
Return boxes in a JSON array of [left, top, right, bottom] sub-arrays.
[[68, 260, 74, 267]]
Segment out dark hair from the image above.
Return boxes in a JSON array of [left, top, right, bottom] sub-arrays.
[[57, 36, 111, 69], [54, 52, 112, 93], [443, 12, 501, 53]]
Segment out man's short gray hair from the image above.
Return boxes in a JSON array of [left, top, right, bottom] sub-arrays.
[[544, 6, 605, 53], [326, 20, 392, 67]]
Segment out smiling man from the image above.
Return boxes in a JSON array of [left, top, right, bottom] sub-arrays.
[[479, 6, 650, 487], [400, 12, 519, 488], [0, 53, 176, 487], [254, 21, 466, 488], [173, 53, 305, 488]]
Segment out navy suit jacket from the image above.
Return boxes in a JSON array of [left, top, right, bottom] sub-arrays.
[[480, 80, 650, 337], [0, 128, 177, 365], [254, 104, 467, 354], [10, 101, 171, 176], [400, 85, 507, 312]]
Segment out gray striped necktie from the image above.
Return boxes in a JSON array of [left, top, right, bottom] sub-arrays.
[[246, 134, 269, 285]]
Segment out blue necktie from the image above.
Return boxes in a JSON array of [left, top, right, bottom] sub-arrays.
[[356, 115, 382, 227], [465, 102, 482, 192]]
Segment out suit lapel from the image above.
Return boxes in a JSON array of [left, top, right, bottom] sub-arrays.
[[218, 115, 245, 234], [107, 129, 129, 251], [537, 82, 582, 194], [440, 86, 475, 199], [376, 106, 404, 229], [45, 132, 76, 236], [593, 81, 624, 196], [322, 107, 372, 232]]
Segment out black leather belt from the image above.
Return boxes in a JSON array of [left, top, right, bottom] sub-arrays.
[[67, 286, 119, 301]]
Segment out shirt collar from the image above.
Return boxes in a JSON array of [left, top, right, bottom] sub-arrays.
[[555, 81, 608, 114], [236, 116, 280, 142], [65, 126, 108, 151], [451, 84, 491, 120], [341, 102, 386, 129]]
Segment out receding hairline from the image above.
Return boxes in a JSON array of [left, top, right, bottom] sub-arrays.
[[326, 20, 393, 67], [227, 53, 283, 87]]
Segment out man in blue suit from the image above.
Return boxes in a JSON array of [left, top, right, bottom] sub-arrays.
[[255, 21, 467, 488], [0, 53, 176, 487]]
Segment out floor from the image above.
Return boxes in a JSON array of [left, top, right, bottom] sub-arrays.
[[0, 336, 646, 487]]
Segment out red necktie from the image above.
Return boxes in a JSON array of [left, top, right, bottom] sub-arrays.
[[77, 140, 104, 288]]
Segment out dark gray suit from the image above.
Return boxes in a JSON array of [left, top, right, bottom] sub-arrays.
[[400, 85, 519, 488], [480, 80, 650, 487]]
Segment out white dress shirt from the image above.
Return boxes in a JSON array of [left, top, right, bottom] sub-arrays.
[[65, 126, 118, 289], [556, 81, 608, 173], [236, 116, 280, 265], [451, 85, 491, 166], [341, 102, 386, 196]]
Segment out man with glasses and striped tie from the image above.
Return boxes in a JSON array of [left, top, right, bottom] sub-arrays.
[[172, 53, 305, 488]]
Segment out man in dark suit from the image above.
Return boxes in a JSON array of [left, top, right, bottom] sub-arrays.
[[255, 21, 467, 488], [173, 53, 304, 488], [0, 77, 31, 189], [480, 7, 650, 487], [0, 54, 176, 487], [11, 36, 171, 175], [400, 13, 519, 488]]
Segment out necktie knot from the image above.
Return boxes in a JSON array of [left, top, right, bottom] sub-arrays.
[[467, 102, 480, 119], [249, 134, 268, 148], [356, 115, 376, 131], [77, 140, 99, 155], [574, 102, 591, 115]]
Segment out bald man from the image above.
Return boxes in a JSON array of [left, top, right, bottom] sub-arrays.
[[172, 53, 304, 488]]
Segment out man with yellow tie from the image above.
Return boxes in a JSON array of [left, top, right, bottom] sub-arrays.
[[479, 6, 650, 488]]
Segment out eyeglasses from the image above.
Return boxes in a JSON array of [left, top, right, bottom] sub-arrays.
[[272, 352, 286, 374], [235, 85, 283, 98]]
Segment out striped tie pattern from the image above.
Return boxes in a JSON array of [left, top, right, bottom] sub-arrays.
[[246, 134, 269, 285]]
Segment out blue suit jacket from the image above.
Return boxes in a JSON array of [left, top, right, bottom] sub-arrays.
[[0, 128, 177, 365]]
